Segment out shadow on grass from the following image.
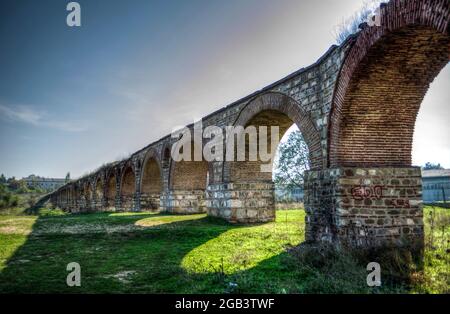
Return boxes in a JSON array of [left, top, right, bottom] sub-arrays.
[[0, 208, 248, 293], [0, 205, 427, 294]]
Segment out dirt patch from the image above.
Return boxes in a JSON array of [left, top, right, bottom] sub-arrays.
[[0, 225, 32, 235]]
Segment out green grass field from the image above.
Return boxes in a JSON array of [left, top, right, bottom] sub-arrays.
[[0, 207, 448, 294]]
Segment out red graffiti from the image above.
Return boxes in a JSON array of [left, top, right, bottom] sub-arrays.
[[351, 186, 383, 200]]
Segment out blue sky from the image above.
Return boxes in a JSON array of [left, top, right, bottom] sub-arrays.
[[0, 0, 449, 179]]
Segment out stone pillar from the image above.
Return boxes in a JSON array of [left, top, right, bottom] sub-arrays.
[[304, 167, 423, 249], [133, 185, 141, 212], [115, 175, 121, 211], [206, 181, 275, 223]]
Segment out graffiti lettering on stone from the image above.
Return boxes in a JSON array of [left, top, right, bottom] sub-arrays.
[[351, 186, 383, 200]]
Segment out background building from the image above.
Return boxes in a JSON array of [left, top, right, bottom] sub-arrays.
[[275, 186, 304, 203], [422, 169, 450, 204], [22, 175, 67, 192]]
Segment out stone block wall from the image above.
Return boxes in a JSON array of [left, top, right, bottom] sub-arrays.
[[206, 182, 275, 223], [163, 190, 207, 214], [304, 167, 423, 248], [140, 193, 161, 211]]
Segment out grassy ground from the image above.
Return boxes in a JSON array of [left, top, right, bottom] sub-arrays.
[[0, 206, 448, 294]]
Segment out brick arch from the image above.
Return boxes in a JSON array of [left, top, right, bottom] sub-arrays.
[[105, 169, 117, 208], [120, 164, 135, 196], [120, 164, 136, 211], [94, 176, 104, 205], [84, 181, 93, 210], [140, 149, 164, 192], [328, 0, 450, 167], [223, 92, 322, 182], [140, 149, 164, 210], [169, 140, 209, 191]]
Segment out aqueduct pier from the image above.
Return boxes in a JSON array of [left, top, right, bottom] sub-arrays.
[[51, 0, 449, 249]]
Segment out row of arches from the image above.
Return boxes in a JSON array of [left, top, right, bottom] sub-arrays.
[[53, 94, 306, 215], [51, 0, 449, 248]]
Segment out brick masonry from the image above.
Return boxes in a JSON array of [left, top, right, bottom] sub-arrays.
[[51, 0, 449, 251], [304, 167, 423, 248]]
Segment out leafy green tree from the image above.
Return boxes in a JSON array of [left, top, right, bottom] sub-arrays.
[[0, 174, 6, 184], [273, 130, 310, 190], [7, 177, 20, 190], [16, 180, 30, 194]]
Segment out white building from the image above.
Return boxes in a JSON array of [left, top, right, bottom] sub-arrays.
[[22, 175, 66, 191], [422, 169, 450, 204]]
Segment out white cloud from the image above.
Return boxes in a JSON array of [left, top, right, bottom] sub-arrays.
[[0, 104, 88, 132]]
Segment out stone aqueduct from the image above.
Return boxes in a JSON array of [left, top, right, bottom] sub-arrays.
[[51, 0, 449, 248]]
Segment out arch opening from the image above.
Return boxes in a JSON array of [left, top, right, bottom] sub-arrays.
[[141, 156, 163, 211], [228, 109, 310, 222], [169, 141, 209, 214], [84, 183, 93, 211], [105, 173, 117, 210], [95, 178, 104, 210], [329, 26, 450, 167], [213, 92, 318, 224], [321, 5, 450, 247], [120, 166, 136, 211]]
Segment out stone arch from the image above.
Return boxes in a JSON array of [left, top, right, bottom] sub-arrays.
[[105, 170, 117, 210], [224, 92, 324, 182], [168, 140, 209, 214], [120, 164, 136, 211], [72, 184, 79, 212], [170, 141, 209, 191], [84, 181, 93, 211], [140, 149, 164, 210], [94, 176, 104, 210], [212, 92, 320, 223], [328, 0, 450, 167], [223, 92, 321, 182]]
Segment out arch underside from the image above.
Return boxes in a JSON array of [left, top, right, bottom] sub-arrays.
[[120, 167, 135, 211], [209, 92, 318, 223], [309, 0, 450, 247], [141, 156, 163, 211], [94, 178, 104, 210], [106, 174, 117, 210], [168, 142, 209, 214], [329, 1, 450, 168]]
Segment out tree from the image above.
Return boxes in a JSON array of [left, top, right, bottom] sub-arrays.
[[273, 130, 310, 190], [7, 177, 20, 190], [423, 162, 443, 170], [65, 172, 71, 183], [0, 174, 6, 184]]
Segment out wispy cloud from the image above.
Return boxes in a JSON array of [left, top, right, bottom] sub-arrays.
[[0, 104, 88, 132]]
